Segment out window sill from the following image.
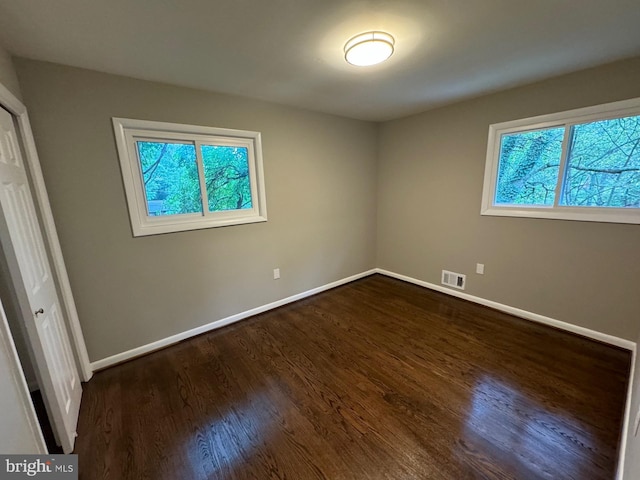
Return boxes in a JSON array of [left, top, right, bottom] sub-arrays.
[[132, 214, 267, 237], [481, 206, 640, 224]]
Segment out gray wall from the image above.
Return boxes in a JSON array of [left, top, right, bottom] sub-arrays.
[[0, 45, 21, 100], [13, 57, 640, 358], [14, 59, 378, 362], [377, 57, 640, 341]]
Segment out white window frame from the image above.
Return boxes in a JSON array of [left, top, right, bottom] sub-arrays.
[[112, 118, 267, 236], [481, 97, 640, 224]]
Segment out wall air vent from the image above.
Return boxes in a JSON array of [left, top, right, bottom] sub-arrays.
[[441, 270, 466, 290]]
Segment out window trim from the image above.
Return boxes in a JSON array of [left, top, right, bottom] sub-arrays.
[[481, 97, 640, 224], [112, 118, 267, 236]]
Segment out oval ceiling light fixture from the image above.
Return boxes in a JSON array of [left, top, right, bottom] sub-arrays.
[[344, 31, 395, 67]]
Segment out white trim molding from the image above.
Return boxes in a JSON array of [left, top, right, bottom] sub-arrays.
[[91, 269, 377, 370], [0, 82, 93, 381], [376, 268, 635, 351], [112, 117, 268, 237]]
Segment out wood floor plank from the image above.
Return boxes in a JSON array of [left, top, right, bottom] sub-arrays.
[[75, 274, 630, 479]]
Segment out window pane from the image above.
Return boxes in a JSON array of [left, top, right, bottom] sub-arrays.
[[495, 127, 564, 206], [136, 141, 202, 216], [201, 145, 253, 212], [561, 115, 640, 208]]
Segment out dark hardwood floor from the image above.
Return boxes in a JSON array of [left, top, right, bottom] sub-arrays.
[[75, 274, 631, 479]]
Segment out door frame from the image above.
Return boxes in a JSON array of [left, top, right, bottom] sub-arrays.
[[0, 81, 92, 382]]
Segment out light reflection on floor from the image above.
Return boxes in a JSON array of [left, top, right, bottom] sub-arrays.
[[463, 374, 594, 479], [182, 390, 278, 478]]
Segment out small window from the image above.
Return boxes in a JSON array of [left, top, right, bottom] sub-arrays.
[[112, 118, 267, 236], [481, 98, 640, 224]]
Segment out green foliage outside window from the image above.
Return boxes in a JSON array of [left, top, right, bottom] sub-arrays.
[[495, 115, 640, 208], [496, 128, 563, 206], [202, 145, 252, 212], [562, 117, 640, 207], [137, 141, 252, 216], [138, 142, 201, 215]]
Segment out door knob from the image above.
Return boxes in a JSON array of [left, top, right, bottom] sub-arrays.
[[34, 308, 44, 316]]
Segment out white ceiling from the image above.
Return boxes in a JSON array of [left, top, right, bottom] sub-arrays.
[[0, 0, 639, 121]]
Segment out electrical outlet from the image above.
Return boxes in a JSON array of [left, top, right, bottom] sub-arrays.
[[476, 263, 485, 275], [273, 268, 280, 280]]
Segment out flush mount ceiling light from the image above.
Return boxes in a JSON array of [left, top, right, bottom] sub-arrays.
[[344, 31, 395, 67]]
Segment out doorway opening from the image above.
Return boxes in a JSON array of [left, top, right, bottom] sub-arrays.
[[30, 389, 62, 453]]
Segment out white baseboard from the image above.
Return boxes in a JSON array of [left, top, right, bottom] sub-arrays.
[[90, 269, 377, 371], [93, 266, 635, 368], [376, 268, 635, 351]]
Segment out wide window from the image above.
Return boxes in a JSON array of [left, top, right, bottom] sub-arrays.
[[481, 98, 640, 224], [113, 118, 267, 236]]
